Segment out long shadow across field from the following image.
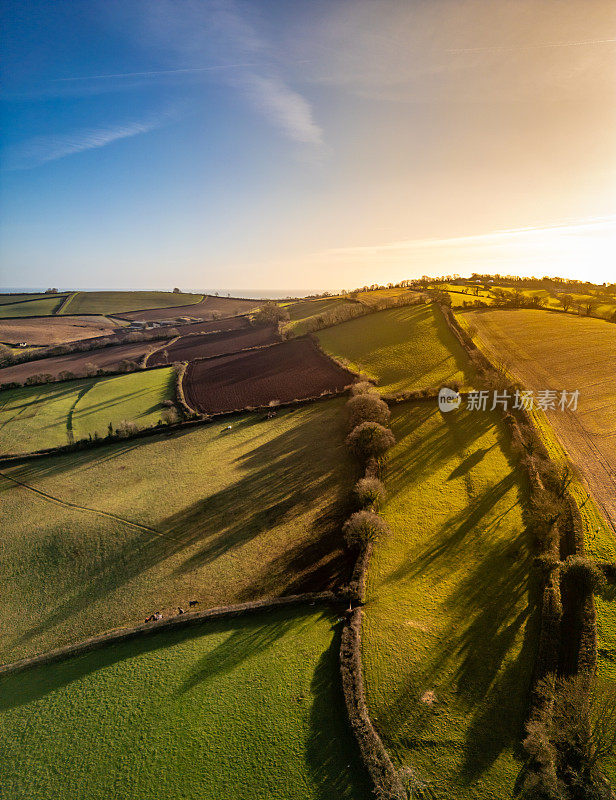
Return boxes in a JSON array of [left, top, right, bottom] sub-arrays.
[[0, 608, 372, 799], [305, 624, 373, 800], [9, 410, 355, 650], [0, 607, 314, 712], [373, 407, 539, 789]]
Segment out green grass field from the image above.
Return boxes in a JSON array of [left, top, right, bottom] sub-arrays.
[[60, 291, 204, 316], [0, 368, 175, 454], [362, 402, 536, 799], [0, 400, 354, 661], [283, 297, 361, 337], [445, 282, 616, 320], [0, 295, 67, 318], [0, 293, 60, 305], [0, 607, 370, 800], [436, 284, 496, 307], [355, 287, 412, 306], [286, 297, 347, 321], [317, 303, 475, 393]]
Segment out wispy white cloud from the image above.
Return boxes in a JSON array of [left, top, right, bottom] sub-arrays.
[[51, 63, 258, 82], [236, 73, 322, 145], [120, 0, 323, 147], [4, 114, 172, 170], [447, 38, 616, 54]]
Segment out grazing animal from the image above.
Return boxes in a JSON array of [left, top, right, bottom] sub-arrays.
[[177, 607, 186, 614], [188, 599, 199, 607]]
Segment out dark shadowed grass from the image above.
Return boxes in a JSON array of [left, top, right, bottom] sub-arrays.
[[0, 608, 371, 800]]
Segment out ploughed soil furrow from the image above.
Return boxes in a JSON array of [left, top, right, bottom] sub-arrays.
[[147, 326, 280, 367], [117, 296, 261, 322], [183, 338, 357, 414], [0, 316, 118, 346], [174, 316, 251, 336], [0, 340, 172, 384]]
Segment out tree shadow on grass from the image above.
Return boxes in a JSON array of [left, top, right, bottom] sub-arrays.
[[305, 623, 373, 800], [10, 406, 354, 651], [0, 608, 312, 713], [447, 445, 496, 480], [376, 524, 538, 787], [430, 303, 477, 386], [385, 404, 494, 502], [371, 410, 538, 789], [384, 470, 519, 586]]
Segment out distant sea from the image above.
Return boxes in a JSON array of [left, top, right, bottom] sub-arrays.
[[0, 288, 325, 299]]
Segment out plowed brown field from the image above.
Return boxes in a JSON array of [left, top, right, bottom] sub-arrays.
[[0, 339, 172, 384], [117, 295, 261, 322], [0, 316, 119, 346], [183, 338, 356, 414], [147, 325, 280, 367], [174, 316, 250, 335]]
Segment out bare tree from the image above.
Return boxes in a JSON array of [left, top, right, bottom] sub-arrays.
[[560, 294, 574, 312]]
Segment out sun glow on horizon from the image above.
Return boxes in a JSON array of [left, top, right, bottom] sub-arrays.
[[305, 216, 616, 287]]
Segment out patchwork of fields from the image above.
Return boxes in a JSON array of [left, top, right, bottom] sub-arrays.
[[0, 368, 175, 453], [0, 400, 354, 660], [2, 289, 615, 797], [0, 293, 61, 305], [317, 303, 475, 394], [283, 297, 362, 337], [184, 338, 356, 414], [60, 291, 204, 316], [0, 339, 172, 384], [0, 295, 68, 318], [362, 402, 535, 799]]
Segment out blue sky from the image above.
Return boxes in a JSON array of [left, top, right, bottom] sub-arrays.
[[1, 0, 615, 290]]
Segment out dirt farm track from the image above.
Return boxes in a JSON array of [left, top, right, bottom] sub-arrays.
[[183, 338, 357, 414]]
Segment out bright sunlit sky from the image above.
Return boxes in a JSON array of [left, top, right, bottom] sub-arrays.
[[1, 0, 615, 292]]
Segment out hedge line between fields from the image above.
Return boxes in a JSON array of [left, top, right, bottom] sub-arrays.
[[282, 293, 426, 338], [340, 609, 407, 800], [0, 385, 366, 462], [1, 324, 278, 389], [0, 592, 340, 678], [0, 327, 176, 363], [334, 383, 408, 798], [0, 314, 255, 376], [454, 300, 616, 326], [309, 333, 369, 384]]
